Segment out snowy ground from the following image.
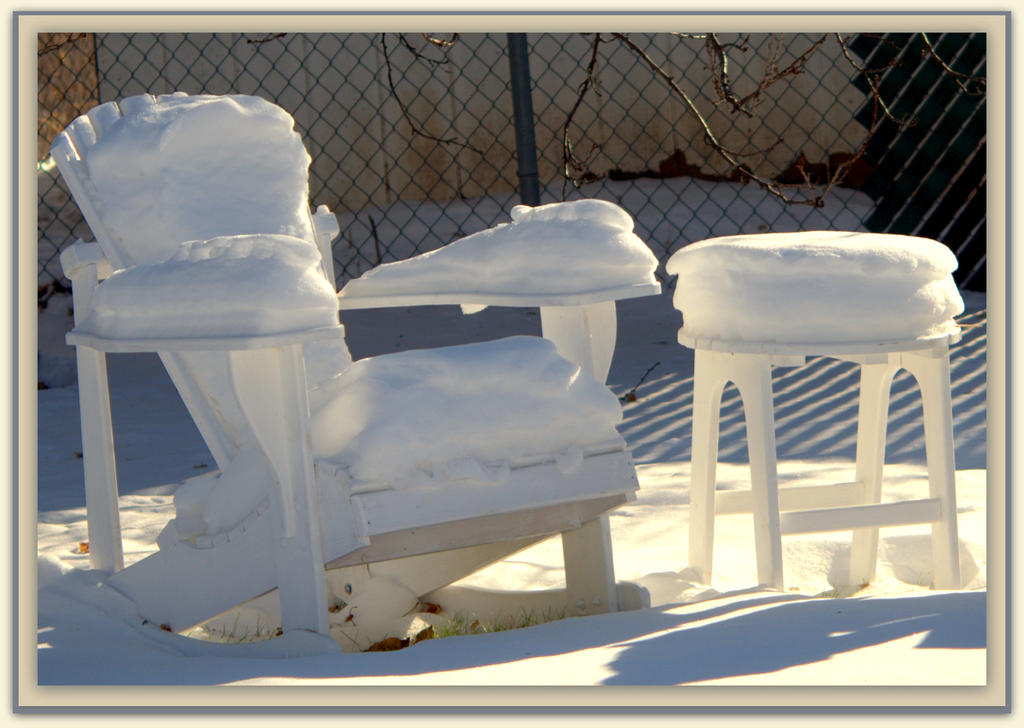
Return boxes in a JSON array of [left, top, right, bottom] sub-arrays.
[[34, 282, 989, 694]]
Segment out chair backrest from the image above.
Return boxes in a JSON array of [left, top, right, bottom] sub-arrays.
[[52, 93, 346, 469]]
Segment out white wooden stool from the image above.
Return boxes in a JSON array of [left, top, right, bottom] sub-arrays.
[[667, 231, 965, 591]]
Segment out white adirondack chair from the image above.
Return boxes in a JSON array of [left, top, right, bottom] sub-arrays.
[[51, 92, 658, 645]]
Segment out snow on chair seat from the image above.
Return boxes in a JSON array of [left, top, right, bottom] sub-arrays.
[[308, 335, 626, 491], [52, 92, 657, 648], [667, 230, 965, 593]]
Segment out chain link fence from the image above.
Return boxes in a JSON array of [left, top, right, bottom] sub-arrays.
[[37, 31, 987, 293]]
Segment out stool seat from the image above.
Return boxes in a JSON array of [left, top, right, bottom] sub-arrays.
[[666, 230, 964, 345], [677, 328, 961, 359], [668, 230, 964, 593]]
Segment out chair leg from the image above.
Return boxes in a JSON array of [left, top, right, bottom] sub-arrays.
[[688, 349, 726, 585], [849, 358, 898, 587], [70, 265, 124, 573], [74, 344, 125, 573], [732, 354, 784, 591], [562, 514, 618, 615], [903, 348, 961, 589]]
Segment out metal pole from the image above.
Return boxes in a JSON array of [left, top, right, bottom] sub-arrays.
[[507, 33, 541, 206], [92, 33, 103, 103]]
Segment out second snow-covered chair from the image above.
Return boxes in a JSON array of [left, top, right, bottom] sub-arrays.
[[52, 92, 660, 645]]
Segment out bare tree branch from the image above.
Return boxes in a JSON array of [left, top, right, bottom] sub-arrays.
[[378, 30, 982, 214], [380, 33, 483, 155], [609, 32, 822, 205], [702, 33, 829, 115], [561, 33, 604, 194], [736, 33, 829, 109], [705, 33, 754, 117], [558, 31, 972, 209]]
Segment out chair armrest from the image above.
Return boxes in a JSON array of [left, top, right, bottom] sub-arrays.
[[66, 324, 345, 354], [336, 282, 661, 311], [60, 240, 114, 281], [311, 205, 340, 284]]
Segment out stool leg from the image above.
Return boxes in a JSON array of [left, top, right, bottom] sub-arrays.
[[689, 349, 726, 585], [903, 348, 961, 589], [733, 354, 784, 591], [849, 358, 898, 587]]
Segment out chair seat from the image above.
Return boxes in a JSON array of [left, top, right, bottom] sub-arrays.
[[666, 230, 964, 344], [308, 335, 626, 490], [170, 334, 627, 541]]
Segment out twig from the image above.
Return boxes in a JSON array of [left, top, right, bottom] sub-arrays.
[[620, 362, 660, 402], [246, 33, 287, 46]]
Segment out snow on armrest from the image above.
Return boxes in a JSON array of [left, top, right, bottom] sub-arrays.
[[337, 199, 660, 311], [60, 240, 114, 281], [312, 204, 340, 246], [73, 233, 340, 342]]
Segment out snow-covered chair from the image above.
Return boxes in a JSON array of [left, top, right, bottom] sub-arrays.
[[51, 92, 660, 644], [667, 231, 964, 592]]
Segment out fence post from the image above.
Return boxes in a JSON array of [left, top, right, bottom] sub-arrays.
[[507, 33, 541, 206]]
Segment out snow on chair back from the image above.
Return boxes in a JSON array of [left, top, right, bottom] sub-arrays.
[[57, 94, 316, 266], [52, 93, 344, 469]]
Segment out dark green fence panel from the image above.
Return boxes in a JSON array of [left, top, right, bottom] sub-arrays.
[[851, 32, 986, 290]]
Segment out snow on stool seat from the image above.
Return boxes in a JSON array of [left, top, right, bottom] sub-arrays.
[[667, 230, 964, 345], [667, 230, 964, 593]]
